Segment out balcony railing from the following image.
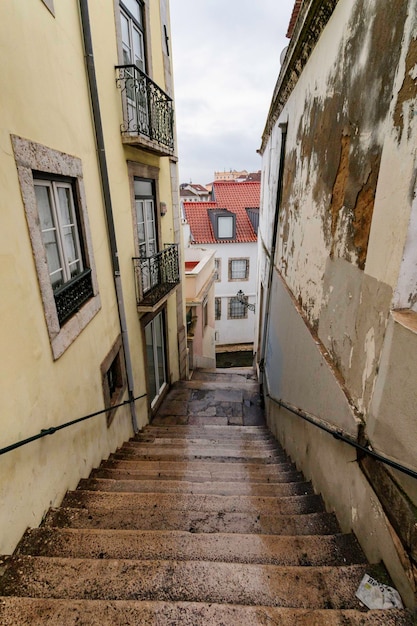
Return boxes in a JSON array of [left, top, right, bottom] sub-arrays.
[[133, 244, 180, 309], [54, 268, 94, 325], [115, 64, 174, 155]]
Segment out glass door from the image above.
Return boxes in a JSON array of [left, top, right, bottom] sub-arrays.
[[135, 178, 157, 293], [145, 311, 167, 408], [120, 0, 149, 134]]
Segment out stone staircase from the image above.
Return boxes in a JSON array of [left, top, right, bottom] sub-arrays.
[[0, 368, 413, 624]]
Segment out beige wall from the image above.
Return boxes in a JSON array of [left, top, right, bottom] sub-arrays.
[[0, 0, 182, 554]]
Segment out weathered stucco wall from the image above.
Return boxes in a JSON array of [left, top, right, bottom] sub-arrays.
[[264, 0, 417, 426], [259, 0, 417, 605]]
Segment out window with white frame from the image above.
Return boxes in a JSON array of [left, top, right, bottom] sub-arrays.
[[214, 258, 221, 281], [12, 135, 100, 360], [229, 258, 249, 281], [215, 297, 221, 320], [34, 179, 84, 290], [120, 0, 146, 70], [208, 209, 236, 240], [228, 296, 248, 319], [218, 215, 234, 238]]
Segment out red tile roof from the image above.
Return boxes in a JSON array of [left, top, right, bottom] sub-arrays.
[[184, 181, 260, 244], [286, 0, 302, 38]]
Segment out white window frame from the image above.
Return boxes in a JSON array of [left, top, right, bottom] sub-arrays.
[[34, 179, 84, 289], [120, 0, 146, 70], [217, 215, 234, 239], [12, 135, 100, 360]]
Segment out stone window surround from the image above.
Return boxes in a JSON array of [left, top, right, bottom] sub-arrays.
[[101, 335, 127, 427], [227, 296, 248, 320], [228, 257, 250, 281], [12, 135, 101, 361]]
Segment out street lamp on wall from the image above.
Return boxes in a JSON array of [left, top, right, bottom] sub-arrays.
[[236, 289, 255, 312]]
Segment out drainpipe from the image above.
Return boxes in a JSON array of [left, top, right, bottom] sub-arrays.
[[259, 122, 287, 390], [79, 0, 138, 433]]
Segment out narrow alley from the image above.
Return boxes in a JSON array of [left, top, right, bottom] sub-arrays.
[[0, 368, 412, 624]]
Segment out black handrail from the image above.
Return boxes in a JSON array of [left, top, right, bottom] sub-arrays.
[[266, 392, 417, 480], [0, 393, 147, 457]]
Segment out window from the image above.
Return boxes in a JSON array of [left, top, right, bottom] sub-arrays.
[[34, 179, 84, 290], [214, 258, 221, 281], [215, 297, 221, 320], [218, 216, 234, 238], [229, 258, 249, 281], [228, 297, 248, 319], [203, 297, 208, 328], [208, 209, 236, 240], [144, 310, 167, 408], [101, 336, 126, 426], [134, 177, 157, 258], [12, 135, 100, 360], [120, 0, 146, 70]]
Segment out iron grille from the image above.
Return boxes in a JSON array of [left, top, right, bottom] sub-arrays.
[[54, 268, 94, 325], [115, 64, 174, 151], [133, 244, 180, 307]]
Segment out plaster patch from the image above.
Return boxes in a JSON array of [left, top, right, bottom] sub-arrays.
[[362, 327, 376, 403], [394, 37, 417, 141]]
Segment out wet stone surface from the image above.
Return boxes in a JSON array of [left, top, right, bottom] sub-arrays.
[[153, 368, 264, 427]]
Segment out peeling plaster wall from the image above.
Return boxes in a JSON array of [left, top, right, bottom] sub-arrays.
[[259, 0, 417, 605], [266, 0, 416, 413]]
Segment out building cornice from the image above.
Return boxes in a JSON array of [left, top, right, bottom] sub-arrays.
[[260, 0, 339, 154]]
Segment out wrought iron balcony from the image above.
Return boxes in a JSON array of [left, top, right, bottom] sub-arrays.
[[54, 268, 94, 325], [133, 244, 180, 310], [115, 64, 174, 156]]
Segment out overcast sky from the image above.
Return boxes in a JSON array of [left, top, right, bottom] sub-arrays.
[[170, 1, 295, 186]]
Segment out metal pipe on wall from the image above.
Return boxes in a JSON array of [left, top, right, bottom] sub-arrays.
[[79, 0, 138, 433]]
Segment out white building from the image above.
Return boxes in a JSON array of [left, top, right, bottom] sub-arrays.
[[184, 181, 259, 350]]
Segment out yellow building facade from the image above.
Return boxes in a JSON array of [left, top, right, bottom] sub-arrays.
[[0, 0, 186, 554]]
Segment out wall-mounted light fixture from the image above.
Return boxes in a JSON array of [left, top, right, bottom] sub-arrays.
[[160, 202, 167, 216], [236, 289, 255, 312]]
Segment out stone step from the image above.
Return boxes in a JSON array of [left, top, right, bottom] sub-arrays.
[[173, 379, 259, 391], [100, 454, 296, 476], [197, 365, 257, 372], [17, 528, 366, 566], [62, 490, 324, 516], [93, 464, 304, 483], [43, 506, 340, 535], [76, 477, 313, 497], [0, 598, 411, 626], [129, 437, 278, 450], [111, 447, 289, 463], [141, 425, 271, 438], [0, 556, 369, 609]]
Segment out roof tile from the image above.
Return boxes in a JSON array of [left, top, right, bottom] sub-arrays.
[[184, 181, 260, 244]]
